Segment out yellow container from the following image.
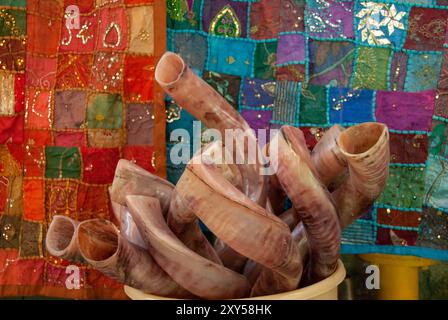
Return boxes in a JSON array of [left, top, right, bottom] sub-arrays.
[[124, 259, 346, 300]]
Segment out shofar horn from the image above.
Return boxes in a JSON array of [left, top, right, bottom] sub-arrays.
[[110, 159, 174, 214], [155, 51, 266, 206], [76, 218, 191, 298], [176, 160, 302, 296], [311, 124, 347, 188], [272, 126, 340, 282], [155, 52, 267, 270], [46, 215, 81, 261], [332, 122, 390, 228], [126, 195, 250, 299], [110, 159, 219, 263]]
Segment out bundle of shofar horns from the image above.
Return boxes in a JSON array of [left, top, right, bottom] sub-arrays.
[[45, 52, 390, 299]]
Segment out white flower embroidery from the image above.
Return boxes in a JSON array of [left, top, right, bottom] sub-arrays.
[[356, 2, 406, 45]]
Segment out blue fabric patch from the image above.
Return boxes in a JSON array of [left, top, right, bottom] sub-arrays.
[[207, 36, 255, 77], [329, 87, 374, 124], [406, 53, 443, 92], [174, 32, 208, 70], [241, 78, 275, 108]]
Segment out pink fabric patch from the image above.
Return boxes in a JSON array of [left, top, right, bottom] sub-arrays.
[[96, 7, 128, 51], [26, 54, 58, 90], [54, 131, 86, 147], [375, 90, 435, 131]]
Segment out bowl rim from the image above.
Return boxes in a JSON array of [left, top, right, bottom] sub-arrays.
[[124, 259, 346, 300]]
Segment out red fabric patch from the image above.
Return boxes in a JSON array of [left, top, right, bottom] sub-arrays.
[[389, 133, 428, 164], [124, 55, 155, 102], [250, 0, 281, 39], [404, 8, 448, 51], [123, 145, 156, 173], [376, 227, 418, 246], [14, 74, 25, 113], [0, 116, 23, 144], [46, 262, 86, 288], [377, 208, 421, 228], [64, 0, 94, 12], [81, 147, 120, 184], [77, 183, 110, 221], [56, 54, 93, 89], [0, 251, 45, 286], [27, 14, 61, 55], [59, 14, 98, 53]]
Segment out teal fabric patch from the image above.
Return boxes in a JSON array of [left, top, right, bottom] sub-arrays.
[[406, 53, 443, 91], [424, 155, 448, 210], [207, 36, 255, 77]]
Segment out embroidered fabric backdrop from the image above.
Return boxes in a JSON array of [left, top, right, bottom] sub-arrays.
[[0, 0, 166, 298], [166, 0, 448, 260]]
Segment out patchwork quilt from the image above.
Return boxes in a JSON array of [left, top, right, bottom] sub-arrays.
[[0, 0, 166, 298], [166, 0, 448, 260]]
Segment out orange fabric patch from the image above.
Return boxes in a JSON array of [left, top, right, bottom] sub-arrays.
[[23, 179, 45, 221]]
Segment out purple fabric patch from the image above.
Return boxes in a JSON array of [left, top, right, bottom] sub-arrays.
[[202, 0, 248, 38], [240, 108, 273, 144], [389, 52, 409, 92], [308, 0, 354, 39], [241, 78, 275, 108], [276, 34, 305, 65], [375, 90, 435, 131]]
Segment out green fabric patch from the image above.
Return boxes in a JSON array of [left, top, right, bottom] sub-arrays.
[[0, 9, 26, 37], [0, 0, 26, 7], [352, 46, 390, 90], [45, 147, 81, 179], [0, 214, 21, 250], [429, 120, 448, 158], [86, 93, 123, 129], [167, 0, 202, 30], [253, 41, 277, 80], [20, 221, 42, 258], [299, 84, 328, 124], [378, 166, 425, 209]]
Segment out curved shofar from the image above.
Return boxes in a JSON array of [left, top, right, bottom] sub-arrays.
[[155, 52, 266, 207], [273, 126, 340, 282], [110, 198, 147, 249], [311, 125, 347, 188], [332, 122, 389, 228], [176, 160, 302, 296], [155, 52, 269, 271], [126, 195, 250, 299], [76, 218, 191, 298], [110, 159, 174, 214], [46, 216, 81, 261], [109, 159, 219, 263]]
